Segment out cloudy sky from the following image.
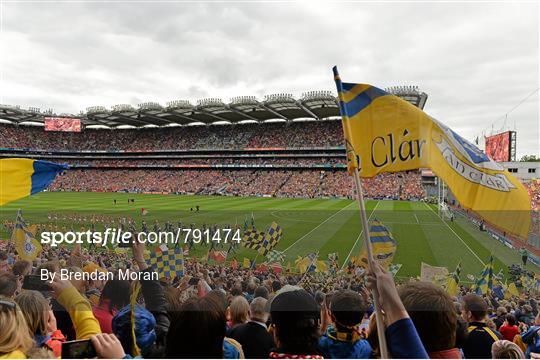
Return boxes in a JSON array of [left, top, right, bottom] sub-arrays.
[[1, 1, 538, 156]]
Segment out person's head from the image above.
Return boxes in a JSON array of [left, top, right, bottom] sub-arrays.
[[249, 297, 269, 323], [112, 305, 157, 357], [15, 290, 51, 337], [491, 340, 525, 359], [462, 294, 488, 323], [99, 278, 131, 312], [0, 297, 34, 356], [35, 261, 59, 276], [505, 313, 516, 327], [270, 289, 320, 355], [271, 280, 282, 293], [12, 260, 31, 278], [229, 296, 250, 326], [166, 295, 227, 358], [254, 286, 269, 300], [328, 290, 366, 332], [0, 273, 18, 299], [314, 291, 326, 307], [398, 281, 457, 353], [83, 263, 107, 291], [496, 306, 507, 317]]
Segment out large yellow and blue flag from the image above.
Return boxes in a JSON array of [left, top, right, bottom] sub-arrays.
[[12, 210, 42, 261], [333, 67, 531, 238], [474, 255, 494, 295], [1, 158, 68, 206], [359, 219, 397, 269]]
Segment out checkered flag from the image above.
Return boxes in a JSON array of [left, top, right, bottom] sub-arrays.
[[258, 222, 282, 255], [148, 244, 184, 279], [266, 250, 285, 264]]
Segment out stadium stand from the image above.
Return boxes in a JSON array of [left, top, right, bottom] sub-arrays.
[[0, 121, 427, 200]]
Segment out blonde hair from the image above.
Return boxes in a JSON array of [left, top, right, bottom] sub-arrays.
[[0, 298, 34, 356], [229, 296, 250, 326], [15, 290, 50, 336], [491, 340, 525, 359]]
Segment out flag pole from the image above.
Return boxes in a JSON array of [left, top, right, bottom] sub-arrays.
[[333, 66, 388, 358], [352, 165, 389, 359]]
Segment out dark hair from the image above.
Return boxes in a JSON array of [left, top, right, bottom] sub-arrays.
[[254, 286, 269, 300], [462, 294, 488, 321], [12, 260, 31, 277], [329, 290, 366, 330], [0, 251, 7, 261], [272, 280, 282, 293], [166, 295, 227, 358], [0, 272, 18, 297], [99, 278, 131, 312], [506, 313, 516, 326], [270, 290, 320, 355], [398, 281, 457, 353]]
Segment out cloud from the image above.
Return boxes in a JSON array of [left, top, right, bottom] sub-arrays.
[[1, 1, 538, 156]]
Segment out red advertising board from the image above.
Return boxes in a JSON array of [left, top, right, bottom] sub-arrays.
[[44, 117, 82, 132], [485, 131, 511, 162]]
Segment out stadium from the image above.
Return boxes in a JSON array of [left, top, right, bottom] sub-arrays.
[[1, 86, 538, 279], [0, 2, 539, 359]]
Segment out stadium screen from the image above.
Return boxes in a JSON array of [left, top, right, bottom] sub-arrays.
[[485, 131, 512, 162], [44, 117, 82, 132]]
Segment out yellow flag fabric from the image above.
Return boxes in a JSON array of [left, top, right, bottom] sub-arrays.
[[333, 67, 531, 238], [315, 260, 328, 273], [359, 219, 397, 269], [243, 258, 251, 268], [506, 283, 520, 298], [1, 158, 68, 206], [12, 211, 42, 261]]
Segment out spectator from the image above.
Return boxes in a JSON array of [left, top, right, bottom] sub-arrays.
[[166, 295, 244, 358], [269, 289, 322, 358], [318, 290, 372, 358], [0, 297, 34, 358], [228, 297, 274, 358], [491, 340, 525, 359], [92, 278, 131, 334], [398, 281, 461, 358], [498, 314, 520, 342], [0, 273, 18, 298], [228, 296, 250, 330], [462, 294, 502, 359]]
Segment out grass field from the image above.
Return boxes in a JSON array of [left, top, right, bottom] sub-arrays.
[[0, 192, 537, 278]]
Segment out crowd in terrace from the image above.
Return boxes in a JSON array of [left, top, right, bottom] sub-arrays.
[[49, 169, 426, 200], [47, 157, 345, 167], [0, 238, 538, 359], [0, 121, 344, 151], [524, 179, 540, 212]]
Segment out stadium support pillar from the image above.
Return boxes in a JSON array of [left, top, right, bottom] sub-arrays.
[[352, 166, 389, 359]]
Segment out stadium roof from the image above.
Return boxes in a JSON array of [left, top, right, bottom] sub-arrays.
[[0, 87, 428, 128]]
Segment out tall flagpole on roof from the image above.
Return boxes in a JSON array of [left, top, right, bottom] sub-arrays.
[[333, 66, 389, 359]]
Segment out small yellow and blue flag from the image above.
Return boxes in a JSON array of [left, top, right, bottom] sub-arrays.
[[474, 256, 494, 295], [359, 219, 397, 269], [446, 261, 462, 297], [332, 67, 531, 238], [12, 210, 42, 261], [1, 158, 68, 206]]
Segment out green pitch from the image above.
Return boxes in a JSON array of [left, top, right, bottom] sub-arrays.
[[0, 192, 536, 278]]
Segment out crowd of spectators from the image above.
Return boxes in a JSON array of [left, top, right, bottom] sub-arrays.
[[524, 180, 540, 212], [0, 237, 538, 359], [1, 121, 343, 151], [49, 169, 426, 200], [48, 157, 345, 168]]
